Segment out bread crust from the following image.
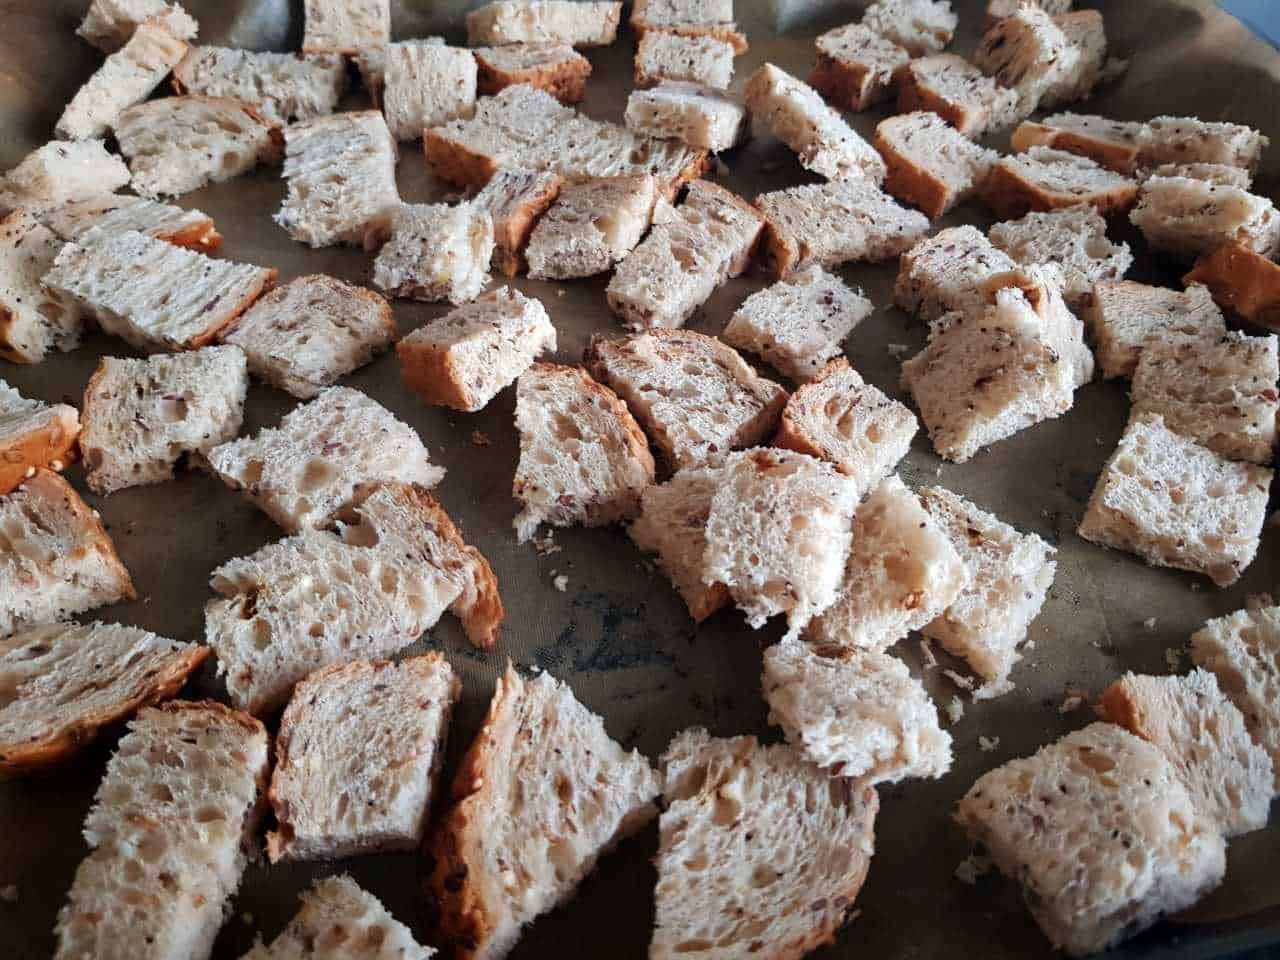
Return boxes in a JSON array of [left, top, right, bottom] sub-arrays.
[[810, 53, 880, 112], [875, 128, 950, 219], [475, 51, 591, 104], [979, 162, 1139, 221], [0, 405, 80, 495], [631, 20, 747, 54], [25, 469, 137, 602], [157, 218, 223, 251], [486, 174, 564, 277], [896, 70, 976, 137], [1184, 241, 1280, 332], [1010, 122, 1141, 174], [773, 357, 847, 462]]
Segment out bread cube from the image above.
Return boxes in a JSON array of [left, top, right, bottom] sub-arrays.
[[875, 110, 998, 218], [0, 381, 79, 495], [382, 41, 477, 142], [526, 176, 658, 280], [1152, 162, 1252, 189], [810, 23, 909, 111], [0, 139, 130, 213], [77, 0, 197, 52], [986, 0, 1072, 25], [973, 6, 1072, 115], [957, 723, 1226, 956], [1078, 414, 1271, 586], [862, 0, 957, 56], [989, 205, 1132, 308], [1011, 112, 1146, 174], [302, 0, 388, 54], [980, 146, 1139, 220], [634, 32, 735, 90], [172, 47, 347, 128], [475, 42, 591, 102], [896, 53, 1019, 139], [1140, 115, 1270, 175], [630, 0, 747, 51], [1082, 280, 1225, 380], [471, 168, 563, 277], [893, 225, 1016, 322], [39, 194, 220, 251], [1041, 9, 1110, 108], [625, 82, 747, 153], [0, 211, 84, 364], [466, 2, 623, 48], [373, 202, 494, 305], [1185, 240, 1280, 332], [1130, 176, 1280, 262]]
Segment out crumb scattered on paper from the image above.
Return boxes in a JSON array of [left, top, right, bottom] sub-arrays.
[[954, 853, 992, 886], [975, 679, 1015, 701], [887, 342, 910, 358], [533, 532, 562, 557], [978, 736, 1000, 753], [0, 885, 17, 903], [557, 288, 567, 297], [919, 639, 937, 669], [471, 430, 491, 447], [552, 573, 568, 592], [945, 696, 964, 725], [1143, 617, 1157, 632], [943, 669, 973, 691]]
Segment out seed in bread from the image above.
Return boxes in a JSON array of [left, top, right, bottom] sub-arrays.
[[0, 381, 79, 495], [874, 110, 999, 218], [862, 0, 957, 56], [809, 23, 909, 111], [373, 202, 494, 305], [475, 42, 592, 102], [39, 194, 220, 251], [988, 205, 1133, 308], [1011, 112, 1147, 174], [973, 6, 1073, 116], [399, 286, 556, 412], [1151, 161, 1253, 189], [383, 41, 477, 142], [1, 206, 85, 362], [1083, 280, 1225, 380], [0, 139, 130, 214], [1139, 115, 1270, 175], [979, 146, 1139, 220], [896, 53, 1020, 139], [634, 31, 736, 90], [0, 621, 207, 778], [471, 169, 564, 276], [526, 176, 658, 280], [303, 0, 388, 54], [1184, 240, 1280, 332], [1041, 9, 1112, 107], [624, 82, 747, 153], [77, 0, 198, 52], [956, 723, 1226, 956], [1129, 175, 1280, 262], [172, 47, 348, 127], [893, 224, 1017, 322], [630, 0, 748, 52], [466, 1, 623, 47], [1078, 413, 1271, 586], [986, 0, 1072, 26]]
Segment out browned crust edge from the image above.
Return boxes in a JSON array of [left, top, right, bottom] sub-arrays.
[[875, 130, 949, 220], [476, 55, 592, 104], [1184, 242, 1280, 332], [0, 406, 80, 496], [424, 132, 502, 190]]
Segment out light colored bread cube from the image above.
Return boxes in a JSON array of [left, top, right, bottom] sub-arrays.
[[625, 82, 747, 153], [77, 0, 197, 52], [862, 0, 956, 56], [475, 42, 591, 103], [526, 176, 658, 279], [1041, 9, 1110, 108], [986, 0, 1072, 24], [875, 110, 998, 218], [989, 205, 1133, 308], [39, 194, 220, 251], [1184, 240, 1280, 331], [973, 6, 1072, 115], [0, 381, 79, 495], [466, 1, 622, 47], [896, 53, 1020, 139], [1011, 112, 1146, 173], [1151, 162, 1253, 189], [980, 146, 1139, 220], [630, 0, 747, 51], [383, 41, 477, 141], [810, 22, 909, 111], [0, 139, 130, 213], [471, 168, 563, 276], [1083, 280, 1225, 380], [634, 31, 735, 90], [302, 0, 388, 54], [1140, 115, 1270, 175], [1129, 176, 1280, 262], [172, 47, 347, 128], [893, 224, 1017, 322], [373, 202, 494, 305], [0, 211, 85, 364]]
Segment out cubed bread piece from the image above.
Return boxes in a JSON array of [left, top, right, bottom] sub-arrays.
[[986, 0, 1072, 25], [466, 1, 622, 47], [471, 168, 564, 276], [43, 228, 275, 353], [206, 386, 444, 533], [373, 202, 494, 304], [755, 179, 929, 279], [1083, 280, 1226, 380], [1140, 115, 1270, 175], [722, 265, 872, 383], [0, 139, 129, 212], [703, 448, 859, 638], [526, 176, 658, 279], [862, 0, 956, 56], [276, 111, 400, 249], [1151, 162, 1253, 189], [428, 665, 660, 960], [808, 476, 969, 650], [39, 194, 220, 251], [79, 346, 248, 494], [973, 6, 1072, 115], [0, 381, 79, 495], [172, 47, 347, 128], [475, 42, 591, 102], [1040, 9, 1111, 107], [634, 31, 735, 90], [744, 63, 886, 183], [875, 110, 999, 218], [222, 274, 396, 399], [896, 53, 1020, 139], [1129, 176, 1280, 262], [652, 728, 878, 959], [302, 0, 388, 54], [989, 205, 1133, 308], [810, 22, 909, 112], [77, 0, 197, 52], [1078, 414, 1271, 586], [0, 211, 85, 364], [53, 701, 269, 960], [987, 264, 1096, 385], [980, 146, 1139, 220], [763, 638, 951, 781], [0, 621, 207, 778], [1185, 241, 1280, 331], [630, 0, 747, 52], [956, 723, 1226, 956], [1011, 112, 1146, 174], [512, 363, 655, 541], [1099, 669, 1274, 837], [383, 41, 477, 141], [398, 286, 555, 412], [267, 655, 460, 861], [893, 225, 1017, 322], [920, 486, 1055, 687], [625, 82, 747, 153], [586, 328, 786, 469]]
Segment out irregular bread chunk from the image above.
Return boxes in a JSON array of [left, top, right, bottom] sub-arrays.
[[896, 53, 1019, 139], [634, 32, 735, 90], [986, 0, 1072, 24], [0, 140, 129, 213], [1041, 9, 1112, 108], [0, 210, 86, 364], [1184, 241, 1280, 331], [973, 6, 1073, 116], [471, 169, 564, 276], [980, 146, 1139, 220], [475, 43, 591, 102], [810, 22, 909, 111], [384, 41, 478, 141], [989, 205, 1133, 308], [466, 1, 622, 47], [1011, 112, 1146, 173], [39, 194, 219, 251], [1140, 115, 1270, 175], [0, 381, 79, 494], [1129, 176, 1280, 262], [77, 0, 197, 52], [303, 0, 389, 54], [373, 202, 494, 304], [172, 47, 347, 127], [862, 0, 956, 56], [1151, 162, 1253, 189], [893, 224, 1017, 322], [630, 0, 747, 52], [1083, 280, 1225, 380], [874, 110, 998, 218], [526, 176, 657, 279], [624, 82, 747, 153]]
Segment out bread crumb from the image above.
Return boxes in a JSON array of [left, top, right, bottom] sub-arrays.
[[1142, 617, 1157, 632], [887, 342, 910, 358], [557, 288, 567, 297], [51, 459, 63, 471], [943, 669, 973, 691], [471, 430, 491, 447], [0, 884, 17, 903], [945, 696, 964, 724], [974, 678, 1015, 701], [978, 735, 1000, 752], [532, 532, 562, 556], [918, 639, 937, 669], [954, 852, 992, 885], [935, 466, 942, 476], [552, 573, 568, 592], [91, 509, 101, 519]]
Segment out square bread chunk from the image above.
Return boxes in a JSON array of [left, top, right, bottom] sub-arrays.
[[0, 139, 130, 212], [875, 110, 999, 218], [763, 638, 952, 782], [630, 0, 747, 51], [43, 228, 275, 353], [1011, 112, 1146, 174], [0, 621, 207, 778], [652, 728, 878, 959], [39, 194, 220, 252], [723, 264, 873, 382], [989, 205, 1133, 308], [634, 31, 735, 90], [810, 22, 909, 111], [206, 386, 444, 533], [472, 168, 563, 276], [896, 53, 1020, 140], [0, 381, 79, 495], [373, 202, 494, 304], [476, 42, 591, 102], [384, 41, 477, 141], [1084, 280, 1226, 380], [77, 0, 197, 52], [526, 176, 657, 279], [894, 224, 1017, 322], [586, 328, 786, 469], [1140, 116, 1270, 175], [703, 448, 859, 639], [79, 346, 248, 494], [973, 6, 1072, 115], [1078, 414, 1271, 586], [1099, 669, 1274, 837], [0, 210, 85, 364], [399, 286, 555, 412], [625, 82, 747, 153], [980, 146, 1139, 220], [466, 1, 623, 47], [744, 63, 886, 184], [862, 0, 957, 56], [303, 0, 388, 54], [267, 654, 461, 862], [1041, 9, 1111, 107], [172, 47, 347, 128], [1129, 176, 1280, 262], [1185, 240, 1280, 331], [957, 723, 1226, 957]]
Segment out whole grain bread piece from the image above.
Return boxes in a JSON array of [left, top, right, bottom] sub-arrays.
[[466, 1, 622, 47], [980, 146, 1139, 220], [989, 205, 1133, 308], [874, 110, 999, 218], [862, 0, 957, 56], [54, 701, 269, 960], [1185, 241, 1280, 332], [987, 264, 1096, 385], [810, 22, 909, 111], [0, 210, 85, 364], [893, 224, 1017, 322], [399, 286, 555, 412], [0, 621, 207, 778], [55, 19, 189, 141], [972, 5, 1072, 116], [1078, 414, 1271, 586], [525, 176, 658, 279], [624, 82, 747, 154], [986, 0, 1072, 25], [1151, 162, 1253, 189], [303, 0, 388, 54], [373, 202, 494, 304], [267, 655, 461, 862], [0, 380, 79, 494], [383, 41, 477, 142], [470, 169, 563, 276], [1040, 10, 1113, 108], [634, 31, 735, 90], [763, 638, 952, 781], [475, 43, 591, 102], [1084, 280, 1225, 380], [896, 53, 1020, 139], [629, 0, 748, 52], [651, 728, 878, 960], [427, 665, 660, 960], [39, 194, 220, 251], [1098, 669, 1274, 837], [1011, 112, 1146, 174], [0, 139, 130, 214], [1130, 176, 1280, 262], [172, 47, 347, 127], [956, 723, 1226, 956], [77, 0, 197, 52], [1139, 116, 1270, 175]]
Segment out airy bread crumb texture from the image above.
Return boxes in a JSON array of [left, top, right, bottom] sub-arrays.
[[1082, 280, 1224, 380], [988, 205, 1132, 308], [0, 210, 86, 364], [373, 202, 494, 304], [635, 31, 736, 90], [172, 47, 348, 128], [303, 0, 389, 54], [526, 176, 658, 280], [466, 1, 622, 47]]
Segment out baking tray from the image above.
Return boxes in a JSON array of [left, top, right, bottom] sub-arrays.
[[1, 1, 1278, 957]]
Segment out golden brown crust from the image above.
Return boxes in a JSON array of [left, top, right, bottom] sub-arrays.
[[156, 217, 223, 252], [875, 128, 949, 219], [809, 53, 877, 112], [397, 337, 471, 411], [1010, 123, 1142, 175], [187, 267, 279, 349], [758, 219, 799, 281], [773, 357, 846, 462], [1184, 242, 1280, 332], [630, 20, 749, 54], [423, 132, 502, 190], [0, 405, 80, 496], [487, 174, 563, 277], [475, 51, 591, 104], [687, 582, 732, 622], [896, 72, 977, 138], [978, 163, 1139, 221], [1095, 677, 1144, 733]]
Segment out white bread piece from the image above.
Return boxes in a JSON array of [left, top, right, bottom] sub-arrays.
[[79, 347, 247, 494], [475, 43, 592, 103], [1078, 414, 1271, 586], [114, 95, 281, 199], [989, 205, 1133, 308], [980, 146, 1139, 221], [77, 0, 197, 52], [0, 211, 85, 364], [207, 483, 501, 714], [1099, 669, 1274, 837], [722, 264, 872, 383], [303, 0, 388, 54], [384, 42, 478, 142], [53, 701, 269, 960], [919, 486, 1055, 686], [624, 82, 747, 153], [862, 0, 957, 56], [172, 47, 347, 128], [1140, 115, 1270, 175], [763, 638, 951, 781], [1151, 162, 1253, 189], [207, 386, 443, 533], [585, 328, 787, 469], [744, 63, 886, 183], [986, 0, 1072, 24], [957, 723, 1226, 957], [525, 176, 658, 279], [55, 19, 189, 141], [277, 111, 400, 249], [607, 179, 763, 330], [1083, 280, 1225, 380], [630, 0, 747, 51], [466, 1, 623, 47], [373, 202, 494, 305], [755, 179, 929, 279], [0, 381, 79, 495], [634, 32, 735, 90], [0, 140, 129, 213], [267, 654, 461, 862], [1184, 239, 1280, 330], [0, 621, 206, 778], [702, 448, 859, 639], [1011, 112, 1146, 174], [222, 274, 396, 399], [40, 194, 220, 252], [1041, 9, 1110, 108], [893, 224, 1017, 322], [1129, 176, 1280, 262], [810, 22, 909, 112], [398, 286, 556, 412], [244, 875, 434, 960], [896, 53, 1020, 140], [874, 110, 998, 218], [427, 665, 660, 960], [512, 363, 655, 541], [651, 728, 877, 960], [973, 6, 1074, 115], [43, 228, 275, 353], [471, 168, 563, 276]]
